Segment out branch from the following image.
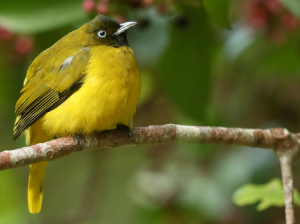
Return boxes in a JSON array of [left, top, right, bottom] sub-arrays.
[[1, 124, 299, 224], [1, 124, 299, 170], [278, 151, 295, 224], [271, 128, 298, 224]]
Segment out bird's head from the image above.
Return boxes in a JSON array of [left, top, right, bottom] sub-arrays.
[[86, 14, 136, 47]]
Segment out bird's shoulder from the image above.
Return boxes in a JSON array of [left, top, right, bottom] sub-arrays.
[[24, 45, 91, 90]]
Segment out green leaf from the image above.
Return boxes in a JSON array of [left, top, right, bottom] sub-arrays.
[[158, 7, 214, 123], [138, 70, 155, 106], [203, 0, 231, 29], [233, 178, 300, 211], [258, 39, 300, 75], [278, 0, 300, 19], [0, 0, 87, 34]]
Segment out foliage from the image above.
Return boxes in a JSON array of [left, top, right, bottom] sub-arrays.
[[0, 0, 87, 33], [1, 0, 300, 223], [159, 6, 214, 122], [233, 178, 300, 211], [279, 0, 300, 19], [203, 0, 231, 29]]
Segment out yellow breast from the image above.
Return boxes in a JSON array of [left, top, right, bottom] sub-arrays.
[[42, 46, 141, 137]]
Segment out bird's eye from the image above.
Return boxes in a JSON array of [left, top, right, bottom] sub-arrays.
[[97, 30, 106, 38]]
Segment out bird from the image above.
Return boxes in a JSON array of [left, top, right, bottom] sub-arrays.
[[13, 14, 142, 214]]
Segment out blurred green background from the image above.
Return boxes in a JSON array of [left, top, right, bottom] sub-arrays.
[[1, 0, 300, 223]]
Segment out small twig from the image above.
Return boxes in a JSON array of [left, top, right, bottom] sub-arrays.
[[278, 152, 294, 224], [271, 128, 299, 224]]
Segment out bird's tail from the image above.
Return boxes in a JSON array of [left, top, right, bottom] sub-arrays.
[[28, 161, 48, 214], [25, 118, 51, 214]]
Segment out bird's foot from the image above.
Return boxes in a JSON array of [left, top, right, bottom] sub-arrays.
[[116, 124, 133, 142], [72, 134, 84, 151]]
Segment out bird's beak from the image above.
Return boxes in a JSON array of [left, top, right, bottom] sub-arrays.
[[114, 22, 137, 36]]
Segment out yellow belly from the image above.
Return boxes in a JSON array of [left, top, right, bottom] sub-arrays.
[[42, 46, 141, 137]]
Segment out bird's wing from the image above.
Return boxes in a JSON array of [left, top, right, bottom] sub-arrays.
[[13, 47, 91, 141]]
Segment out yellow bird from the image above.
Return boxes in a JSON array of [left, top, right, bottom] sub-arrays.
[[13, 14, 142, 214]]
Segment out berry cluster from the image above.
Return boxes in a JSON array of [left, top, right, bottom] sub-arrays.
[[242, 0, 300, 43], [0, 26, 33, 62], [83, 0, 108, 14], [82, 0, 171, 22]]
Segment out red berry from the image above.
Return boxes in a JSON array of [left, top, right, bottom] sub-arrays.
[[0, 27, 13, 40], [265, 0, 282, 13], [14, 36, 33, 55], [83, 0, 95, 12], [96, 3, 107, 14], [282, 13, 299, 30], [248, 8, 268, 28]]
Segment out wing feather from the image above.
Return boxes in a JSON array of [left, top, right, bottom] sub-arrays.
[[13, 47, 90, 141]]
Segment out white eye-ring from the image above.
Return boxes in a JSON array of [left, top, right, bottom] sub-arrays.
[[97, 30, 106, 38]]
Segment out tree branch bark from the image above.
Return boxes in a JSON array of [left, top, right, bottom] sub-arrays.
[[1, 124, 299, 170], [1, 124, 299, 223], [271, 128, 298, 224]]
